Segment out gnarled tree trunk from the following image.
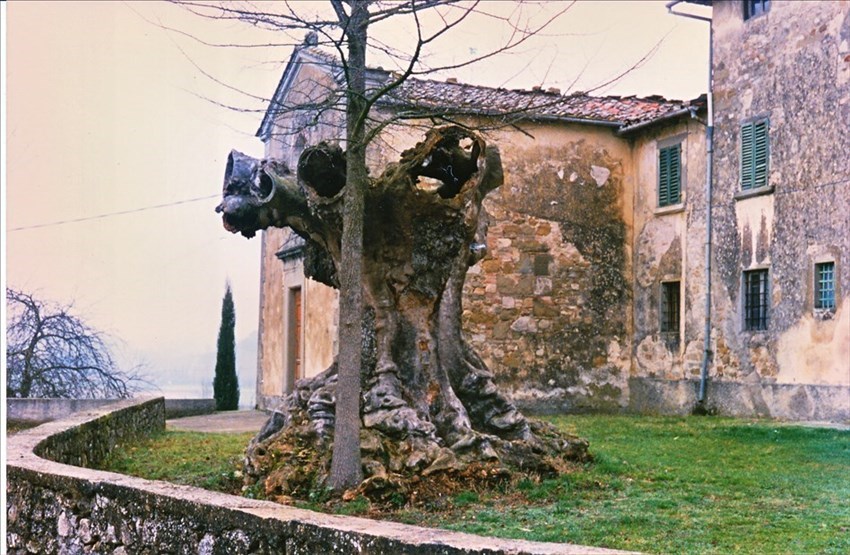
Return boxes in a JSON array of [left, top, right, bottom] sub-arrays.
[[217, 126, 589, 502]]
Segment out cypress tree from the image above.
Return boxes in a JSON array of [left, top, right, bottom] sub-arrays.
[[213, 283, 239, 410]]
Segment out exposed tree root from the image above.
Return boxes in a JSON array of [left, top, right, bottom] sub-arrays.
[[244, 366, 590, 506]]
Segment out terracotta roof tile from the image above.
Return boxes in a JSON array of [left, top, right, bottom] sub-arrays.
[[258, 47, 704, 137], [380, 77, 699, 128]]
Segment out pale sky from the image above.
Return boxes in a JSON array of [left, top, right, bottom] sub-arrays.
[[3, 1, 709, 398]]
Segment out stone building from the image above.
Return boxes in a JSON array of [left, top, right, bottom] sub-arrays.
[[660, 0, 849, 420], [251, 0, 849, 421]]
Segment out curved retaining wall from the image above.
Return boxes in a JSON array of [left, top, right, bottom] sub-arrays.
[[6, 397, 634, 555], [8, 397, 217, 424]]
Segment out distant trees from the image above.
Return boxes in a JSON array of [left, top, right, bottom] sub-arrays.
[[213, 283, 239, 410], [6, 288, 143, 399]]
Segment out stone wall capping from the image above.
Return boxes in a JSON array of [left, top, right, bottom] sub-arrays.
[[7, 397, 638, 555], [653, 204, 686, 216], [7, 397, 217, 423], [733, 185, 775, 201]]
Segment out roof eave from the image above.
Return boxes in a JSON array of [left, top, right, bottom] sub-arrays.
[[256, 49, 347, 141], [616, 107, 697, 136], [256, 48, 303, 141]]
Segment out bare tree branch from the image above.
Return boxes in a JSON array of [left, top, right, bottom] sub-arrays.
[[6, 288, 148, 399]]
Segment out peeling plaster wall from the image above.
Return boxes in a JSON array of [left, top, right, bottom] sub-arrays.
[[630, 121, 708, 383], [258, 228, 287, 404], [460, 124, 635, 412], [257, 110, 641, 413], [702, 0, 850, 418]]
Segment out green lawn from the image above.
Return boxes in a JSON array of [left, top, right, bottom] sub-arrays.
[[98, 431, 254, 494], [420, 415, 850, 554], [97, 416, 850, 554]]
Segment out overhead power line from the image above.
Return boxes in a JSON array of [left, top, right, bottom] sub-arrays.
[[8, 194, 221, 232]]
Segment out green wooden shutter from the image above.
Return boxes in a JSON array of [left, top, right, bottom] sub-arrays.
[[669, 144, 681, 204], [741, 119, 768, 190], [741, 122, 755, 190], [753, 119, 769, 188], [658, 144, 681, 207]]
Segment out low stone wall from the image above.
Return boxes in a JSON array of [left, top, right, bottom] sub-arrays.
[[8, 397, 216, 424], [33, 397, 166, 469], [6, 397, 633, 555], [7, 398, 121, 424], [627, 378, 850, 422], [164, 398, 216, 419]]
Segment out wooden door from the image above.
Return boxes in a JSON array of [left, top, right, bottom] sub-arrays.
[[293, 287, 302, 379]]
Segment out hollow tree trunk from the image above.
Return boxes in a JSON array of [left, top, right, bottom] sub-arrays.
[[217, 126, 589, 501]]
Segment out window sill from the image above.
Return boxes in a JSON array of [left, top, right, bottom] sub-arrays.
[[654, 204, 685, 216], [814, 308, 836, 321], [735, 185, 774, 201]]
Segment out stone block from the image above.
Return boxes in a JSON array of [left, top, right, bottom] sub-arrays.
[[492, 321, 511, 340], [532, 298, 558, 318], [534, 277, 553, 295], [510, 316, 537, 333], [533, 254, 553, 276], [516, 276, 535, 296], [535, 223, 552, 236], [480, 259, 501, 273]]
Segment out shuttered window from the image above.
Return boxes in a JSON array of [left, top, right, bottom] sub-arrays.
[[741, 119, 769, 190], [658, 144, 682, 207]]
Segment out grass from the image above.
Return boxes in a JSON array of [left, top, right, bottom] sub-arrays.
[[97, 416, 850, 554], [97, 431, 255, 494], [407, 415, 850, 554]]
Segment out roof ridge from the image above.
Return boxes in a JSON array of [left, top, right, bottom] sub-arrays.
[[257, 46, 703, 139]]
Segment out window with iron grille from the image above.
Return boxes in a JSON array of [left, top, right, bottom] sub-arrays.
[[661, 281, 681, 335], [744, 0, 770, 20], [744, 269, 769, 331], [741, 119, 769, 190], [658, 144, 682, 207], [815, 262, 836, 310]]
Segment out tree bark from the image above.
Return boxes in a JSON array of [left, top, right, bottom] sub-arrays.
[[330, 0, 370, 492]]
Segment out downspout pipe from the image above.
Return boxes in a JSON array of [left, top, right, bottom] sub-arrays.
[[666, 0, 714, 405], [699, 37, 714, 405]]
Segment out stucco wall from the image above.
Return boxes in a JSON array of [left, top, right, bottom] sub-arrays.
[[304, 276, 339, 376], [459, 124, 635, 412], [257, 228, 288, 403], [256, 59, 345, 410], [6, 398, 630, 555], [630, 120, 708, 382], [704, 0, 850, 414]]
